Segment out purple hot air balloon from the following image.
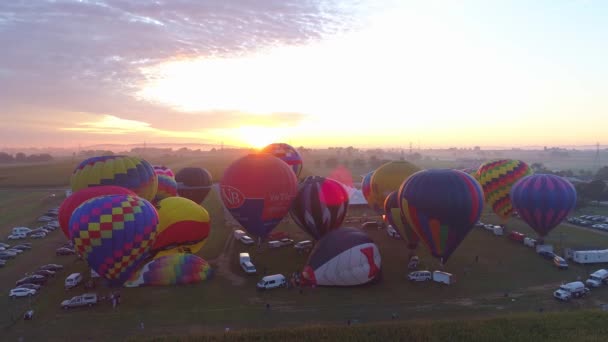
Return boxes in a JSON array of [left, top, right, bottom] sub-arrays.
[[510, 174, 577, 243]]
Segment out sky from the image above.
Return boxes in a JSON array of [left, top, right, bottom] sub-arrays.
[[1, 0, 607, 149]]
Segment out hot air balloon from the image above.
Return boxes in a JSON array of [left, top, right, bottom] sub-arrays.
[[384, 191, 419, 251], [151, 197, 211, 256], [261, 143, 303, 177], [58, 186, 136, 239], [175, 167, 212, 204], [361, 172, 373, 203], [124, 254, 213, 287], [369, 161, 420, 214], [301, 227, 381, 287], [153, 165, 175, 178], [154, 174, 178, 203], [399, 169, 484, 264], [290, 176, 349, 240], [476, 159, 532, 221], [510, 174, 576, 243], [70, 194, 159, 286], [70, 155, 158, 202], [221, 154, 297, 239]]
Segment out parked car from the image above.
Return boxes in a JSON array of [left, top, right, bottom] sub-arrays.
[[65, 273, 83, 289], [16, 283, 41, 291], [553, 256, 568, 270], [408, 270, 432, 282], [9, 288, 37, 298], [0, 243, 10, 248], [239, 235, 255, 246], [508, 231, 526, 243], [239, 253, 257, 274], [56, 247, 76, 256], [233, 230, 246, 240], [256, 274, 286, 290], [12, 227, 33, 235], [39, 264, 64, 271], [7, 248, 23, 254], [294, 240, 313, 252], [7, 233, 27, 240], [279, 238, 294, 246], [61, 293, 98, 309], [268, 240, 282, 248], [0, 251, 17, 258], [30, 232, 47, 239], [553, 289, 572, 301], [34, 269, 56, 277], [16, 275, 46, 286], [37, 216, 54, 222], [0, 259, 6, 267], [539, 251, 556, 260], [12, 244, 32, 251]]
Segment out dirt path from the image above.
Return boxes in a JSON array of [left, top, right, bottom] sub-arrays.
[[208, 228, 246, 286]]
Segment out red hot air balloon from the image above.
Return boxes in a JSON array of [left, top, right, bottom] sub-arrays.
[[221, 154, 297, 239]]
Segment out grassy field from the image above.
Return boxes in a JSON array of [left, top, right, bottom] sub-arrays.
[[2, 187, 608, 340]]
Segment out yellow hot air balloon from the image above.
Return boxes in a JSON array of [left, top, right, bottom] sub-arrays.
[[369, 161, 420, 213]]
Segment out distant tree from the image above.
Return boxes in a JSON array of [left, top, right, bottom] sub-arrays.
[[0, 152, 14, 163], [531, 162, 550, 174], [595, 166, 608, 181], [26, 154, 53, 162], [325, 157, 339, 168], [583, 180, 607, 204], [575, 183, 589, 208], [15, 152, 26, 162]]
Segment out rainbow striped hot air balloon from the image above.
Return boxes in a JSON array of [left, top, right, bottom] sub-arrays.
[[476, 159, 532, 221], [399, 169, 484, 264], [124, 254, 213, 287], [70, 194, 159, 286], [71, 155, 158, 202]]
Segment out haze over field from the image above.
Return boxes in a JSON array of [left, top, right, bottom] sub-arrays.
[[1, 0, 607, 149]]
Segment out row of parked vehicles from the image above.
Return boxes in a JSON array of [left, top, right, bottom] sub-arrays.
[[234, 230, 313, 252], [0, 242, 33, 268], [567, 215, 608, 231], [553, 269, 608, 301], [10, 263, 64, 298]]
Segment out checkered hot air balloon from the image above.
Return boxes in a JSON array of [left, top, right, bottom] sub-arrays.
[[476, 159, 532, 221], [290, 176, 349, 240], [261, 143, 303, 177], [71, 155, 158, 202], [69, 194, 159, 286], [510, 174, 577, 241], [399, 169, 484, 264]]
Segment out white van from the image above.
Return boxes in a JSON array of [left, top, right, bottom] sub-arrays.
[[239, 253, 256, 274], [256, 274, 286, 290], [408, 270, 432, 282], [432, 271, 455, 285], [12, 227, 32, 235], [65, 273, 83, 289], [586, 269, 608, 288], [233, 230, 246, 240]]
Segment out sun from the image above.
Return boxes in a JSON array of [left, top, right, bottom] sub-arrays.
[[237, 126, 284, 149]]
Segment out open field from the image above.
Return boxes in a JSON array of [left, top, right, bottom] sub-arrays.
[[2, 186, 608, 340]]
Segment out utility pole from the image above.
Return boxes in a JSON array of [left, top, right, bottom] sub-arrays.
[[594, 142, 600, 170]]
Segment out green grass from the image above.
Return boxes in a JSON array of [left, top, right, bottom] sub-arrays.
[[0, 160, 77, 188]]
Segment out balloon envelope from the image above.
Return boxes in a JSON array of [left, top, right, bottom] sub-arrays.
[[302, 227, 381, 286], [510, 174, 577, 238], [124, 254, 213, 287], [153, 165, 175, 178], [476, 159, 532, 221], [290, 176, 349, 240], [221, 154, 297, 239], [59, 186, 136, 239], [71, 155, 158, 201], [261, 143, 303, 177], [154, 174, 178, 203], [70, 194, 159, 286], [361, 172, 373, 203], [175, 167, 212, 204], [384, 191, 419, 250], [370, 161, 420, 214], [399, 169, 484, 263], [151, 197, 211, 256]]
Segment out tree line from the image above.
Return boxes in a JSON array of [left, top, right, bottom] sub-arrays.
[[0, 152, 54, 163]]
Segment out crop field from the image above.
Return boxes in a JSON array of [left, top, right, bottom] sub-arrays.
[[1, 158, 608, 340]]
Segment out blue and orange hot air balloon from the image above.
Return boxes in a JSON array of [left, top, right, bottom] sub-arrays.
[[69, 194, 159, 286], [384, 190, 419, 252], [290, 176, 349, 240], [399, 169, 484, 264], [151, 197, 211, 256], [221, 154, 297, 239], [70, 155, 158, 201], [261, 143, 303, 177], [58, 186, 136, 239], [476, 159, 532, 221], [511, 174, 577, 243], [124, 254, 213, 287]]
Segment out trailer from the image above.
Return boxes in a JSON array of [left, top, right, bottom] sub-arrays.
[[573, 250, 608, 264]]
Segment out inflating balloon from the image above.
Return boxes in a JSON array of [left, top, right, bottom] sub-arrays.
[[175, 167, 212, 204], [154, 174, 178, 203], [261, 143, 303, 177], [511, 174, 576, 241], [71, 155, 158, 201], [370, 161, 420, 214], [290, 176, 349, 240], [399, 169, 484, 264], [70, 194, 159, 286], [384, 191, 419, 251], [151, 197, 211, 256], [476, 159, 532, 221], [124, 254, 213, 287], [221, 154, 297, 239], [153, 165, 175, 178], [58, 186, 136, 239], [302, 227, 381, 287]]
